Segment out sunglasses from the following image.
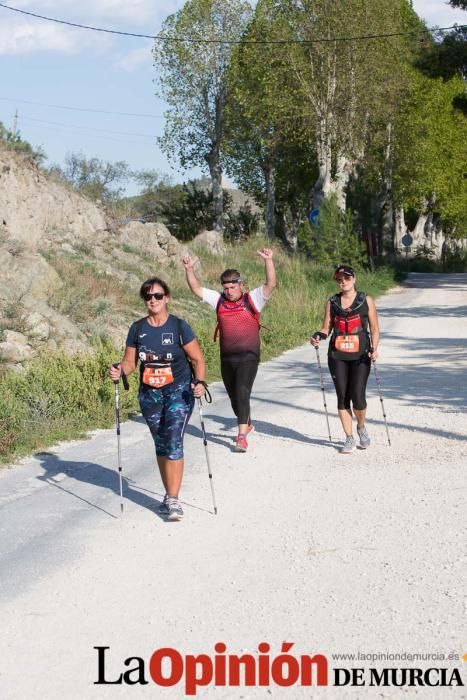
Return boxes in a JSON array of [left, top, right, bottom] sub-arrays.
[[143, 292, 165, 301], [335, 275, 353, 283]]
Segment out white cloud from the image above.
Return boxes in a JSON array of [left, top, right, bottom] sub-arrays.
[[7, 0, 183, 25], [114, 45, 152, 72], [0, 0, 185, 56], [411, 0, 466, 27], [0, 23, 85, 55]]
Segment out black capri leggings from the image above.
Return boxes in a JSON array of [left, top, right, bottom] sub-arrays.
[[221, 356, 259, 425], [328, 355, 371, 411]]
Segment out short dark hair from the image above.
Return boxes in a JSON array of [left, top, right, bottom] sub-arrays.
[[139, 277, 171, 299], [220, 268, 242, 284]]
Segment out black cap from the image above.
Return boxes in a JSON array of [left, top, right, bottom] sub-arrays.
[[334, 265, 355, 279]]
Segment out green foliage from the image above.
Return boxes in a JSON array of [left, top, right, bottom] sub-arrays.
[[224, 202, 260, 242], [0, 337, 139, 462], [443, 244, 467, 272], [49, 152, 132, 203], [159, 181, 219, 240], [415, 21, 467, 113], [154, 0, 252, 169], [393, 71, 467, 235], [131, 178, 260, 242], [0, 122, 46, 165], [297, 195, 367, 267]]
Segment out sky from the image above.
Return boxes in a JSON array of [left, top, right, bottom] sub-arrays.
[[0, 1, 465, 193]]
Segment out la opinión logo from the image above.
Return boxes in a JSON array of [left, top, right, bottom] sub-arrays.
[[94, 643, 329, 695]]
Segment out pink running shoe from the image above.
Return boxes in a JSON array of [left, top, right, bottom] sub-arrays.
[[234, 434, 248, 452]]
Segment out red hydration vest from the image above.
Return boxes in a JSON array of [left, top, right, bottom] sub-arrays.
[[214, 293, 261, 358], [330, 291, 370, 361]]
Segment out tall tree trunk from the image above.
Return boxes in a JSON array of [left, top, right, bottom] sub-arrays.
[[277, 206, 300, 251], [377, 123, 395, 254], [207, 150, 223, 233], [332, 154, 354, 212], [395, 207, 407, 251], [309, 116, 332, 212], [412, 212, 430, 249], [263, 158, 276, 240]]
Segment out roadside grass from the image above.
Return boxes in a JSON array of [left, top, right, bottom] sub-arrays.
[[0, 238, 400, 464]]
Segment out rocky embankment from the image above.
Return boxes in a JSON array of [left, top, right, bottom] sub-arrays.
[[0, 149, 205, 371]]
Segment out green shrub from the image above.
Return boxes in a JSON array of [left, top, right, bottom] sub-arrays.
[[0, 338, 139, 463], [298, 195, 367, 268]]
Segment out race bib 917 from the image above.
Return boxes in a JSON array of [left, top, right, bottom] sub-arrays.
[[142, 366, 174, 388]]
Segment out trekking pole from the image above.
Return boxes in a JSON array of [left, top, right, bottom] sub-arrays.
[[372, 361, 391, 446], [314, 345, 332, 443], [195, 385, 217, 515], [112, 364, 129, 514]]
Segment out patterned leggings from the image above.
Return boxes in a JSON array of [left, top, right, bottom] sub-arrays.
[[139, 380, 194, 460]]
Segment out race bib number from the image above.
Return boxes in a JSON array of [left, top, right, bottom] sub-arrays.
[[142, 365, 174, 388], [335, 334, 360, 353]]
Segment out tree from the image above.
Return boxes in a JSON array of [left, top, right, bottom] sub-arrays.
[[415, 0, 467, 114], [393, 70, 467, 239], [279, 0, 419, 216], [154, 0, 252, 232], [297, 194, 367, 265], [50, 152, 131, 203], [224, 0, 308, 245]]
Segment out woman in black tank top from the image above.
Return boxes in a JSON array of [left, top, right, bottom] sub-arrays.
[[311, 265, 380, 454]]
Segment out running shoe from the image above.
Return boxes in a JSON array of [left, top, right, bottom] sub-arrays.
[[234, 434, 248, 452], [233, 425, 254, 442], [340, 435, 356, 454], [357, 425, 371, 449], [158, 494, 169, 515], [166, 496, 184, 521]]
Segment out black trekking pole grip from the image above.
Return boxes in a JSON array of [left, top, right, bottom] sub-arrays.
[[112, 363, 129, 390]]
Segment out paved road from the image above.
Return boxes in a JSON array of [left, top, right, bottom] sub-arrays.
[[1, 273, 466, 698]]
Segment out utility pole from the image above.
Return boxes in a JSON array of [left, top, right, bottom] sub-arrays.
[[12, 109, 18, 137]]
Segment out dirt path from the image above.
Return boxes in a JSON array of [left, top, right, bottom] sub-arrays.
[[0, 273, 466, 699]]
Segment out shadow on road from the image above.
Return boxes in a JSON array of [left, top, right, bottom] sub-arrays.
[[35, 452, 165, 520]]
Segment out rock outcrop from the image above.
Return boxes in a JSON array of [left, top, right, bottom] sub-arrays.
[[0, 149, 190, 371]]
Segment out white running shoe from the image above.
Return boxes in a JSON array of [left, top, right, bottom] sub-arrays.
[[357, 425, 371, 449], [340, 435, 357, 454], [166, 497, 184, 521], [158, 494, 169, 515]]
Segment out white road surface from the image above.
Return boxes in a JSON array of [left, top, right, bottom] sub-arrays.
[[0, 273, 466, 699]]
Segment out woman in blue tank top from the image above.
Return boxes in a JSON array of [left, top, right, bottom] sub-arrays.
[[109, 277, 207, 521]]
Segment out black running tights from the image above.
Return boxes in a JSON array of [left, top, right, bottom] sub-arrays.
[[328, 355, 371, 411], [220, 356, 259, 425]]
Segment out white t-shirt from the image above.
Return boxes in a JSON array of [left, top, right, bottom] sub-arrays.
[[201, 286, 269, 312]]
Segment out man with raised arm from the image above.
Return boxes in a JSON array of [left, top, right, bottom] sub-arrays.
[[182, 249, 276, 452]]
